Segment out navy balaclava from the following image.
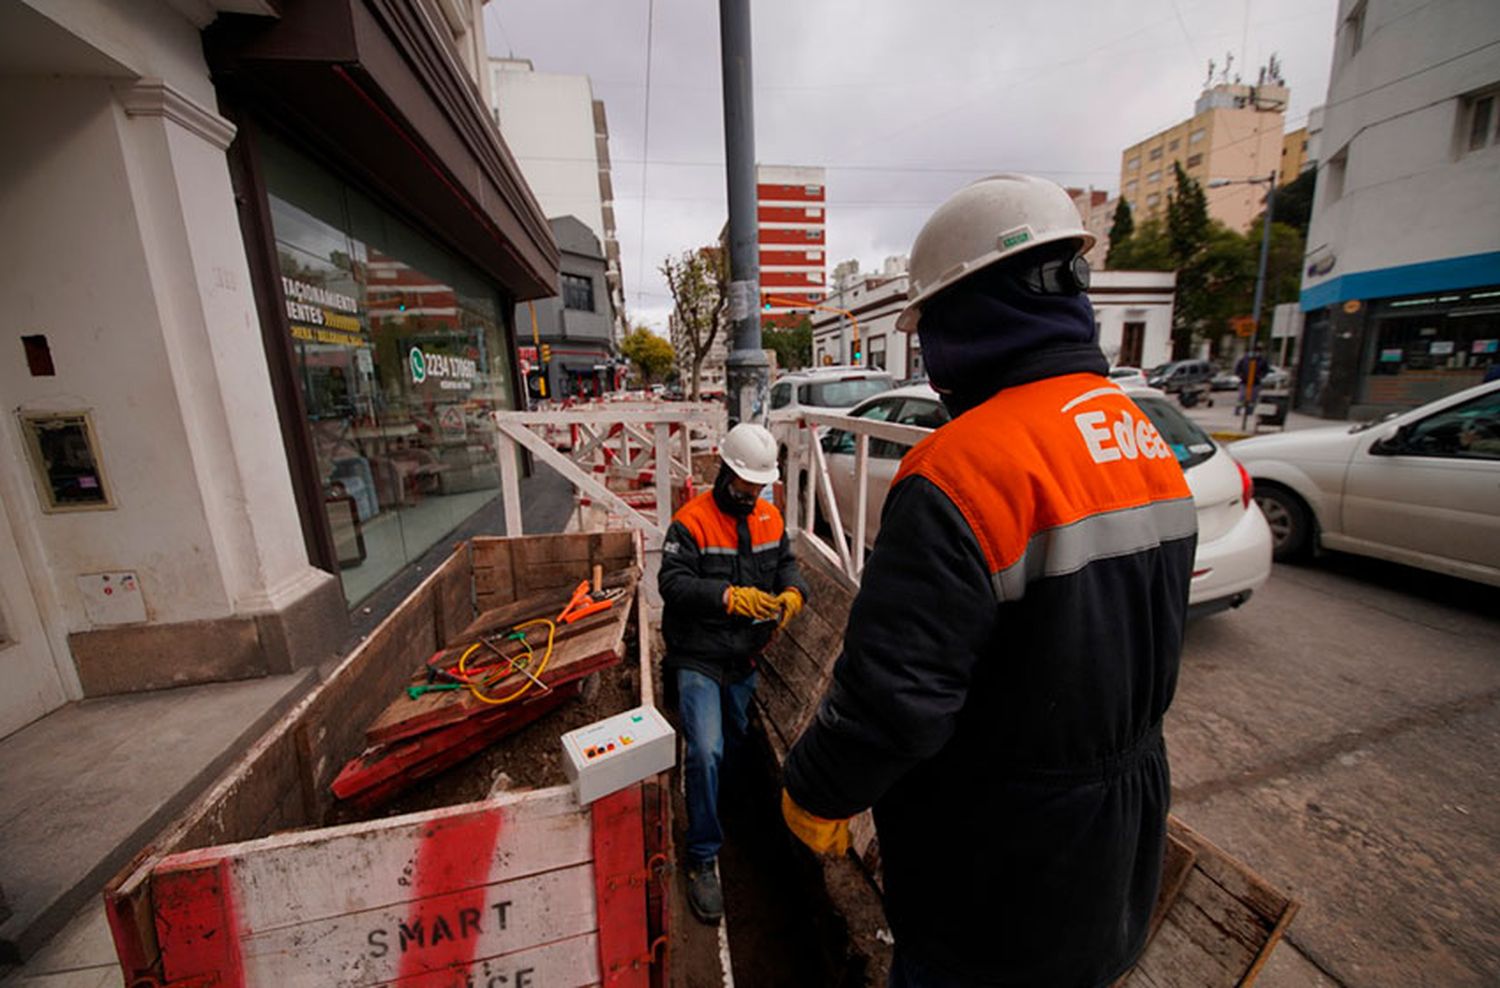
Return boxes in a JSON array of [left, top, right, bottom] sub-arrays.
[[712, 462, 758, 516], [917, 245, 1098, 415]]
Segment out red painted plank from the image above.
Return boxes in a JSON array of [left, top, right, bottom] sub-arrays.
[[592, 784, 651, 988], [394, 807, 506, 983], [334, 685, 577, 799], [153, 857, 244, 987]]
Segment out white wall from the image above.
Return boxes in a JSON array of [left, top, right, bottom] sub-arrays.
[[490, 61, 607, 248], [0, 2, 329, 641], [1305, 0, 1500, 289], [1090, 271, 1177, 370]]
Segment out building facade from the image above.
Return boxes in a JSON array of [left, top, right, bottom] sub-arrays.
[[1090, 272, 1178, 370], [0, 0, 555, 740], [490, 58, 625, 340], [1120, 80, 1289, 232], [518, 216, 619, 399], [811, 270, 912, 379], [1067, 187, 1115, 270], [758, 164, 827, 324], [1297, 0, 1500, 419]]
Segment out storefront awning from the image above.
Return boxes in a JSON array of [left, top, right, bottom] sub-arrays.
[[205, 0, 558, 300]]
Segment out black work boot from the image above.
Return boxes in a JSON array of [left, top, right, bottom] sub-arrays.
[[685, 858, 724, 924]]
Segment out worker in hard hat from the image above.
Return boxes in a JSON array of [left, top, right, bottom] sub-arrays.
[[659, 421, 808, 924], [781, 174, 1196, 986]]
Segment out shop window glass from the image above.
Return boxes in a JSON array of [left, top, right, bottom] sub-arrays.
[[1359, 292, 1500, 407], [260, 132, 514, 607]]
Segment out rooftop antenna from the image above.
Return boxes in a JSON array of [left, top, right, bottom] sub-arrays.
[[1205, 58, 1216, 88], [1223, 51, 1235, 85]]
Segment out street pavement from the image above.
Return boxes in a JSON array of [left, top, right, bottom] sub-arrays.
[[1167, 553, 1499, 986]]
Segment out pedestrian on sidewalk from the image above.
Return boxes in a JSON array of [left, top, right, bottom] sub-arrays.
[[1236, 349, 1269, 415], [659, 422, 808, 924], [780, 175, 1196, 987]]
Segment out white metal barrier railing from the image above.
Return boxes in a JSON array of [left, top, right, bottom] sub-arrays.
[[493, 403, 725, 543], [783, 410, 930, 582]]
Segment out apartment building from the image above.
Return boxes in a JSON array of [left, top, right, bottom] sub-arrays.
[[1120, 80, 1288, 232], [758, 164, 827, 325], [1297, 0, 1500, 419]]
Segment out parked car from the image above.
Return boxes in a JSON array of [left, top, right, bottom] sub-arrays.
[[1109, 366, 1150, 389], [1147, 359, 1215, 395], [768, 365, 895, 459], [817, 383, 1272, 614], [1234, 380, 1500, 586], [1211, 371, 1241, 392]]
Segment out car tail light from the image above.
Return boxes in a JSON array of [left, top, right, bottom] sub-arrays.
[[1234, 458, 1253, 509]]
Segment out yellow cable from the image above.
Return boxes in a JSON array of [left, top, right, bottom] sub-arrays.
[[457, 618, 556, 706]]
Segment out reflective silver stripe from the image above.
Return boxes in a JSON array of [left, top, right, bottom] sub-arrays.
[[751, 540, 782, 553], [989, 497, 1197, 603], [702, 546, 739, 556]]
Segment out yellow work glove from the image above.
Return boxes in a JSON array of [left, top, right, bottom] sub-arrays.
[[725, 585, 781, 621], [776, 588, 804, 629], [782, 789, 851, 856]]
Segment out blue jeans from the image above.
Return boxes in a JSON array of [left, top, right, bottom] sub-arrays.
[[677, 667, 758, 864]]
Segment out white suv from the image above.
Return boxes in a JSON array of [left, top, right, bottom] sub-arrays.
[[767, 365, 896, 459]]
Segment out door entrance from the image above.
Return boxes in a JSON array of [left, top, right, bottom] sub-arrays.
[[1121, 321, 1145, 368]]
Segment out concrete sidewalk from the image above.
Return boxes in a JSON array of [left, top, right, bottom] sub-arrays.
[[1176, 389, 1354, 441], [0, 464, 576, 986]]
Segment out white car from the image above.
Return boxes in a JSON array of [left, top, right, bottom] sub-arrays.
[[1233, 380, 1500, 587], [768, 365, 895, 459], [818, 383, 1273, 615], [1109, 366, 1150, 389]]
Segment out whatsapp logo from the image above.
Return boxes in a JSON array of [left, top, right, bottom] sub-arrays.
[[409, 347, 427, 383]]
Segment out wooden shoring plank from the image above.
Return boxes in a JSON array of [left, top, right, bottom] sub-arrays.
[[432, 544, 474, 654], [242, 866, 600, 987], [593, 784, 651, 988], [472, 540, 517, 606], [333, 684, 581, 803], [157, 788, 589, 933], [298, 579, 441, 819], [153, 858, 245, 987]]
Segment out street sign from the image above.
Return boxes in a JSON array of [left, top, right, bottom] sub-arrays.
[[1231, 316, 1256, 338]]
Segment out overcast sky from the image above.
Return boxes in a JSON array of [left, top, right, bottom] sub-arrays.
[[485, 0, 1339, 334]]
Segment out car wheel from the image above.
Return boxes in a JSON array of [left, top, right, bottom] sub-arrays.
[[1254, 484, 1311, 561]]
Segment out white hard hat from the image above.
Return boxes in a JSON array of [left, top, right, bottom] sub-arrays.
[[719, 423, 779, 485], [896, 173, 1095, 332]]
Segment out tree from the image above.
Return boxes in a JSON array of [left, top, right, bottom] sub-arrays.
[[763, 315, 812, 371], [1262, 168, 1315, 238], [619, 326, 675, 387], [1104, 198, 1134, 268], [661, 246, 728, 400], [1106, 218, 1173, 271]]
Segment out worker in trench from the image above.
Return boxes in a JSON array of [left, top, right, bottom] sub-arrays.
[[782, 174, 1196, 987], [658, 422, 809, 924]]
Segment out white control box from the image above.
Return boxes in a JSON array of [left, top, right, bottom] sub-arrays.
[[561, 705, 676, 805]]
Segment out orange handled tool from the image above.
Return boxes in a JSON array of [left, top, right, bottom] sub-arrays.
[[557, 580, 617, 625]]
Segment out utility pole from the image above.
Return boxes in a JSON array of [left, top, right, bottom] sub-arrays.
[[1242, 172, 1276, 433], [719, 0, 769, 425]]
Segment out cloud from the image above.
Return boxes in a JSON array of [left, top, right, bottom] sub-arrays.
[[489, 0, 1339, 333]]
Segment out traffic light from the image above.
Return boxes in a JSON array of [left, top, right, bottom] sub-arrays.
[[540, 343, 552, 363]]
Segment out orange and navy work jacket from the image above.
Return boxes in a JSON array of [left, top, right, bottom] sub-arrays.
[[784, 348, 1197, 986], [658, 489, 807, 682]]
